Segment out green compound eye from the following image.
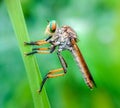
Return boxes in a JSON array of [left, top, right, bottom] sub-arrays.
[[49, 20, 56, 33]]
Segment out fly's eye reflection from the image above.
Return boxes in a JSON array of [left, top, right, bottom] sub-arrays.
[[49, 20, 56, 33], [24, 20, 96, 93]]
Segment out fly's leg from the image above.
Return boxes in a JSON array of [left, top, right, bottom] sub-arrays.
[[24, 36, 56, 55], [24, 40, 49, 46], [38, 52, 68, 93], [25, 44, 57, 56], [25, 47, 50, 56], [24, 39, 50, 55], [38, 68, 64, 93], [24, 36, 52, 46], [57, 52, 68, 73]]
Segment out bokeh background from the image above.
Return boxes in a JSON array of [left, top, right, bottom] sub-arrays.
[[0, 0, 120, 108]]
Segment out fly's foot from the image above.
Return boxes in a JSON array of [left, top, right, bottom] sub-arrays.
[[24, 41, 36, 45], [24, 51, 38, 56]]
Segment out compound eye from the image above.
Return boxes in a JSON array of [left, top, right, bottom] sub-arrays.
[[50, 20, 56, 33]]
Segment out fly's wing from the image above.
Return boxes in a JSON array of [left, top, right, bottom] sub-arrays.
[[71, 38, 96, 89]]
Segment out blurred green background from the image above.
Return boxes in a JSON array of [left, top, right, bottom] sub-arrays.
[[0, 0, 120, 108]]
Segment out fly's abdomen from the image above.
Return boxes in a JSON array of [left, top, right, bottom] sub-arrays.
[[71, 43, 96, 89]]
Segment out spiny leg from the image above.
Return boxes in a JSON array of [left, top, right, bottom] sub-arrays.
[[57, 52, 68, 73], [25, 48, 50, 56], [50, 45, 56, 53], [39, 52, 68, 93], [25, 44, 57, 56], [24, 35, 52, 46], [24, 40, 49, 46], [38, 68, 65, 93], [32, 48, 49, 51], [24, 39, 50, 55]]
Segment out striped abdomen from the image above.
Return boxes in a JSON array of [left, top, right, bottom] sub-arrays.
[[71, 42, 96, 89]]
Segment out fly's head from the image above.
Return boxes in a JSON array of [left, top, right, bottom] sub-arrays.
[[45, 20, 57, 36]]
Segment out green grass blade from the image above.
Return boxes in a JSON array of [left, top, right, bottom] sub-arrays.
[[5, 0, 51, 108]]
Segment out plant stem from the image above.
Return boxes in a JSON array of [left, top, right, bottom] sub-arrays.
[[5, 0, 50, 108]]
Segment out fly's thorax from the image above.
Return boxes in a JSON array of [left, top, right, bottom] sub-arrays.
[[48, 26, 76, 51], [51, 28, 72, 49]]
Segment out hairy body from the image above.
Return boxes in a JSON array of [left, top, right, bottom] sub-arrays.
[[25, 20, 96, 92]]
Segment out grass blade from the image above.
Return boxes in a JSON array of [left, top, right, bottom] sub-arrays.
[[5, 0, 50, 108]]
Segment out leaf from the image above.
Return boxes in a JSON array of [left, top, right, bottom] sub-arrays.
[[5, 0, 51, 108]]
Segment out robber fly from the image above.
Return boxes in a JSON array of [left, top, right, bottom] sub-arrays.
[[24, 20, 96, 93]]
